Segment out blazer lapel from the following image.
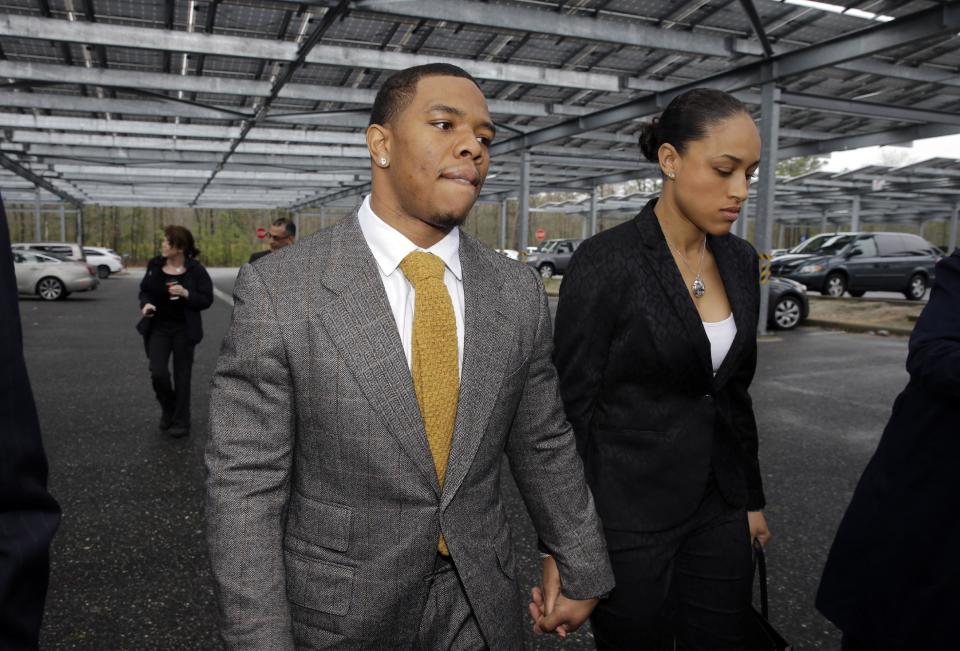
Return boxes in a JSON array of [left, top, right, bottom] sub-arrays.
[[440, 235, 511, 509], [711, 234, 754, 389], [317, 213, 440, 496], [634, 201, 713, 380]]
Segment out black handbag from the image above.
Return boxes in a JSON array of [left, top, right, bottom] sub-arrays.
[[745, 539, 793, 651]]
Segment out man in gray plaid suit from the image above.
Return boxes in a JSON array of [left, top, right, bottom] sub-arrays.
[[205, 63, 614, 650]]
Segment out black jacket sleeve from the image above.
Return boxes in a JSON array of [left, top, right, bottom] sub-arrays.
[[185, 264, 214, 311], [0, 194, 61, 650], [906, 251, 960, 396]]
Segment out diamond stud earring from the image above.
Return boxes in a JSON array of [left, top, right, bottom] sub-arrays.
[[379, 157, 388, 166], [667, 172, 675, 179]]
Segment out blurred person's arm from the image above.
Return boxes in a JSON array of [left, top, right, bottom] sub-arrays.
[[0, 200, 61, 650], [906, 251, 960, 396]]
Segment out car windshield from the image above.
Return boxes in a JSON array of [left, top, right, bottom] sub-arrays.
[[815, 235, 856, 255], [790, 234, 836, 254]]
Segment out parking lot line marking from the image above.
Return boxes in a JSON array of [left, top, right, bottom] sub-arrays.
[[212, 285, 234, 307]]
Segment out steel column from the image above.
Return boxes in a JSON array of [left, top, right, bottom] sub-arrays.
[[735, 199, 749, 239], [754, 79, 780, 336], [498, 199, 507, 250], [850, 195, 862, 231], [590, 187, 599, 237], [59, 203, 65, 240], [950, 201, 959, 252], [34, 191, 41, 240], [518, 150, 530, 252]]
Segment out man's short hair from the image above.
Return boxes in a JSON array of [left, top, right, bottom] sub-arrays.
[[369, 63, 482, 127], [272, 217, 296, 238]]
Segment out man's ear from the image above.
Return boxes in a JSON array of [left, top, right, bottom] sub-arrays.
[[366, 123, 391, 167], [658, 143, 680, 177]]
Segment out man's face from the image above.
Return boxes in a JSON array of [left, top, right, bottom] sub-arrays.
[[376, 75, 495, 229], [268, 225, 293, 251]]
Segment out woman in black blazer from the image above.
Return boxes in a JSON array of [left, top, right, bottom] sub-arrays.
[[550, 89, 771, 649], [138, 225, 213, 437]]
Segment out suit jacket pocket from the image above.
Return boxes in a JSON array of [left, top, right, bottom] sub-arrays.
[[286, 491, 352, 552], [285, 548, 355, 616]]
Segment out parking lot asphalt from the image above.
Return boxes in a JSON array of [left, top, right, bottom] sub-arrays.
[[22, 269, 910, 649]]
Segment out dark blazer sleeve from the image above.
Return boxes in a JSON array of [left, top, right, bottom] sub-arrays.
[[906, 251, 960, 396], [552, 240, 620, 457], [139, 257, 163, 307], [726, 247, 765, 510], [0, 195, 61, 650], [185, 264, 214, 311]]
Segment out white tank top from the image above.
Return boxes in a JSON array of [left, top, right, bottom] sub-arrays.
[[702, 313, 737, 374]]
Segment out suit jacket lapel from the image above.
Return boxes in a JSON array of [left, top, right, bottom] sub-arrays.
[[634, 201, 713, 379], [317, 212, 440, 496], [711, 234, 753, 389], [440, 234, 511, 509]]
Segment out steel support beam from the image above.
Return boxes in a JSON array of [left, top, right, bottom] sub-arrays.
[[518, 150, 531, 253], [590, 187, 599, 237], [779, 124, 960, 158], [850, 195, 862, 232], [780, 91, 960, 126], [489, 4, 960, 155], [498, 200, 507, 251], [950, 202, 959, 253], [0, 152, 83, 207], [755, 79, 780, 337]]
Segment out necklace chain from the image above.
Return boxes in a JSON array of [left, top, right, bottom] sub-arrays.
[[667, 236, 707, 298]]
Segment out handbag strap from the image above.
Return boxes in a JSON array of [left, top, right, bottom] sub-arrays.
[[753, 538, 769, 620]]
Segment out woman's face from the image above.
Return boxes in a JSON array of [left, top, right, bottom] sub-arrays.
[[664, 112, 761, 236], [161, 237, 181, 258]]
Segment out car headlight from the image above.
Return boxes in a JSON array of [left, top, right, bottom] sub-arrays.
[[798, 263, 825, 274]]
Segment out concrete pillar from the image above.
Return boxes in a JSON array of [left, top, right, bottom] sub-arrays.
[[949, 201, 959, 252], [498, 199, 507, 250], [754, 78, 780, 336], [589, 186, 599, 237], [518, 150, 530, 252], [850, 195, 861, 232], [59, 203, 66, 241]]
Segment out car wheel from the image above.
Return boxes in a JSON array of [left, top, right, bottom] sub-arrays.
[[97, 265, 110, 279], [538, 263, 555, 278], [772, 295, 803, 330], [904, 273, 926, 300], [848, 290, 865, 298], [36, 276, 65, 301], [822, 272, 847, 298]]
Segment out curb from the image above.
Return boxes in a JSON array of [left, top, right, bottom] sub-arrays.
[[805, 318, 913, 336]]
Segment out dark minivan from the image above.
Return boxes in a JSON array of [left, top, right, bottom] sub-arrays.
[[773, 232, 939, 300]]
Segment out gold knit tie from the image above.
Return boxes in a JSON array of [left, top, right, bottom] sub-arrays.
[[399, 251, 459, 556]]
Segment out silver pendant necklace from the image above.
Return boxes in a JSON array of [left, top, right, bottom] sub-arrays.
[[668, 236, 707, 298]]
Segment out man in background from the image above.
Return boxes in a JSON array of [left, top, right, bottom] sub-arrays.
[[0, 192, 62, 649], [249, 217, 296, 263]]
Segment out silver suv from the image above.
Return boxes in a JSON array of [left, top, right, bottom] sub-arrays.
[[522, 239, 582, 278]]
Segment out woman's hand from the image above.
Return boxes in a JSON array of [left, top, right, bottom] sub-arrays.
[[748, 511, 771, 546], [141, 303, 156, 317], [168, 284, 189, 300]]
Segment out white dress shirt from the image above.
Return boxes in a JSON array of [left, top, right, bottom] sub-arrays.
[[357, 195, 465, 375], [702, 312, 737, 375]]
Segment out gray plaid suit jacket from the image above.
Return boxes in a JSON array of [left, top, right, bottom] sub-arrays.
[[205, 211, 614, 650]]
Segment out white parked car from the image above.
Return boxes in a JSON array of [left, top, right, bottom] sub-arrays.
[[83, 246, 125, 278], [13, 249, 99, 300], [495, 248, 520, 260], [11, 241, 85, 262]]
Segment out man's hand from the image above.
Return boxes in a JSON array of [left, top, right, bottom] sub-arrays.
[[528, 555, 598, 638], [141, 303, 156, 317], [749, 510, 771, 546]]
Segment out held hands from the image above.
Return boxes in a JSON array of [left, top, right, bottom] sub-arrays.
[[528, 555, 599, 638], [748, 510, 772, 546], [141, 303, 156, 317]]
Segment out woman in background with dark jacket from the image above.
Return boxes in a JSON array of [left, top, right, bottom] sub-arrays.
[[547, 89, 771, 649], [138, 225, 212, 437]]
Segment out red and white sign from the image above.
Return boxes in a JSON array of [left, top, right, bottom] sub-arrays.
[[256, 227, 267, 239], [535, 228, 546, 241]]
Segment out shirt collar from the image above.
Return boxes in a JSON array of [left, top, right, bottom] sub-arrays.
[[357, 194, 462, 280]]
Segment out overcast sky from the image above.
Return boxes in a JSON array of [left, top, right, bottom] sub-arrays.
[[821, 134, 960, 172]]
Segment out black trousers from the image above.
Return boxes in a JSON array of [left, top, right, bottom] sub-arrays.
[[591, 483, 754, 651], [147, 320, 195, 429]]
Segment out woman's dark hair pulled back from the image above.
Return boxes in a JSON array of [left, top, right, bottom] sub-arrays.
[[638, 88, 749, 164], [164, 224, 200, 259]]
